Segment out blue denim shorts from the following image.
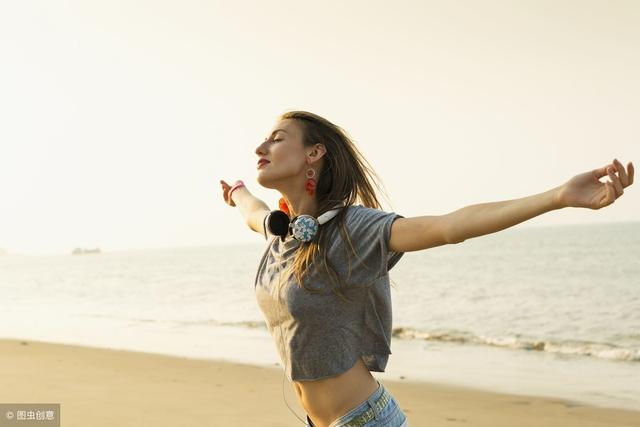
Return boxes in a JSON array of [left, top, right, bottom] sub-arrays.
[[305, 380, 409, 427]]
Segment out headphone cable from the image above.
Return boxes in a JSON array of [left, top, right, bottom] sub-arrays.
[[273, 236, 307, 425]]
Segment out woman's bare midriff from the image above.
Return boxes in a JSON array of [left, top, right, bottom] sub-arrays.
[[292, 356, 380, 427]]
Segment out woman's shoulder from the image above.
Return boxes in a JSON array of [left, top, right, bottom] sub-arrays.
[[342, 203, 380, 218], [342, 204, 399, 226]]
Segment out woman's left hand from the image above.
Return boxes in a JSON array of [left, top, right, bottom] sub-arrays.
[[556, 158, 634, 209]]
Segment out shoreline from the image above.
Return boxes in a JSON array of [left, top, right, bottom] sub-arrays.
[[1, 338, 639, 427], [2, 316, 637, 411]]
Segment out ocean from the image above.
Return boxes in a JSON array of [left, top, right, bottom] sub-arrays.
[[1, 221, 638, 411]]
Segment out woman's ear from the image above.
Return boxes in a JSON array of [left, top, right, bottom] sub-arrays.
[[309, 143, 327, 161]]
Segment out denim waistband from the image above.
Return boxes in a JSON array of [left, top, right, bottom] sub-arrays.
[[307, 380, 390, 427]]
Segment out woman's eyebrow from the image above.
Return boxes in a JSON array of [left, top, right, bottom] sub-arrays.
[[264, 129, 288, 140]]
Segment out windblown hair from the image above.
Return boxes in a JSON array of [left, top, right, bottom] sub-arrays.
[[275, 110, 400, 303]]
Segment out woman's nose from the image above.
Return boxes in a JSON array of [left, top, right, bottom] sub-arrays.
[[255, 140, 269, 155]]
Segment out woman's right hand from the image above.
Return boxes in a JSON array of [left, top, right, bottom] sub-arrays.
[[220, 179, 237, 207], [220, 179, 245, 207]]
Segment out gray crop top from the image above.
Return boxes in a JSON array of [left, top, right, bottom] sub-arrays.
[[254, 204, 405, 381]]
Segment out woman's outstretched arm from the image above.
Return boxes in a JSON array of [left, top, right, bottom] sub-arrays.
[[389, 158, 634, 252], [443, 184, 562, 244], [220, 180, 270, 237]]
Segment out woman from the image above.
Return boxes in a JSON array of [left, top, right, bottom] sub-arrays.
[[220, 110, 634, 427]]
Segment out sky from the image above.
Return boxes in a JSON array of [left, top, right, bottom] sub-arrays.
[[0, 0, 638, 255]]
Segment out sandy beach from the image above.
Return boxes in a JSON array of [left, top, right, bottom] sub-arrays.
[[0, 338, 638, 427]]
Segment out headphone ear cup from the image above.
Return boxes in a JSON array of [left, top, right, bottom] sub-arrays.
[[290, 215, 319, 242], [267, 210, 291, 238]]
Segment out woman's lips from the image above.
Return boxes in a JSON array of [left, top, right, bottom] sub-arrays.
[[257, 160, 270, 169]]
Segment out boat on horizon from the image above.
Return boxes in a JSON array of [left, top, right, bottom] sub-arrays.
[[71, 247, 102, 255]]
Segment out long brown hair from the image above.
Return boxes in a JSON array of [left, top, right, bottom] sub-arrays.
[[276, 110, 401, 303]]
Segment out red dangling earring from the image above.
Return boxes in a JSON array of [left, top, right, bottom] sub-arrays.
[[305, 168, 316, 196], [278, 197, 291, 216]]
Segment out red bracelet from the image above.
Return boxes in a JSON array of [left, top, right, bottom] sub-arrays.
[[227, 180, 245, 207]]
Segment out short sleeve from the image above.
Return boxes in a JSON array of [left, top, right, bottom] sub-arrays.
[[342, 205, 405, 280]]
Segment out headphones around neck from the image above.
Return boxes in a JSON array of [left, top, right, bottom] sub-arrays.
[[263, 203, 346, 243]]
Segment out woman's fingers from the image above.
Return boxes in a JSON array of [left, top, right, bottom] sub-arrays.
[[612, 159, 629, 187], [220, 180, 232, 204], [594, 163, 613, 179], [607, 166, 623, 197], [606, 182, 616, 205]]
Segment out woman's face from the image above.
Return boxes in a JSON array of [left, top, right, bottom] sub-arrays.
[[255, 119, 307, 189]]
